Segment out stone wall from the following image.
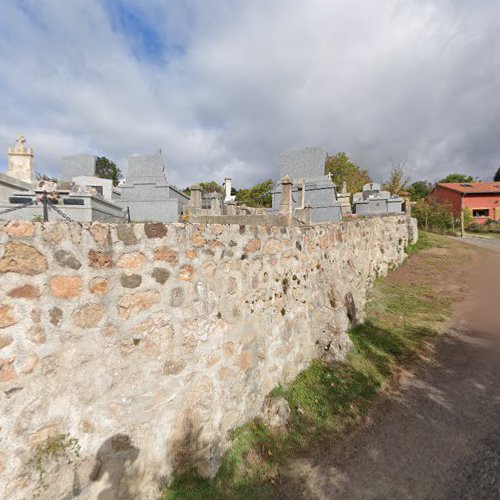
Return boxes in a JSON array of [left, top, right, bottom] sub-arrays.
[[0, 216, 417, 499]]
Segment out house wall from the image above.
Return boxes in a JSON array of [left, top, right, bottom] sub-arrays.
[[464, 194, 500, 223], [432, 187, 500, 224], [431, 187, 462, 214]]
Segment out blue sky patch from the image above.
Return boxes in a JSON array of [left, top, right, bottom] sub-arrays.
[[104, 0, 167, 63]]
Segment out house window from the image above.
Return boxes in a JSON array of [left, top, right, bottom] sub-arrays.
[[472, 209, 489, 217]]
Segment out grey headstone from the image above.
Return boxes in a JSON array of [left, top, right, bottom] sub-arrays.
[[126, 150, 167, 184], [363, 182, 381, 192], [279, 147, 327, 180], [61, 155, 96, 180]]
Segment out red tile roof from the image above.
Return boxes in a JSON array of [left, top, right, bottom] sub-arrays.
[[437, 182, 500, 194]]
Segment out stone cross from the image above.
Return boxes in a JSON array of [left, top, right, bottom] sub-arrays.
[[16, 135, 26, 149]]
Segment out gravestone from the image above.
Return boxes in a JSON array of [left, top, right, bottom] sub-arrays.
[[270, 146, 342, 223], [279, 147, 327, 180], [352, 183, 403, 215], [126, 150, 168, 184], [120, 150, 188, 222], [61, 155, 96, 180]]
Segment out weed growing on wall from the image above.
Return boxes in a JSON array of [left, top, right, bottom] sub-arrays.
[[31, 434, 81, 497]]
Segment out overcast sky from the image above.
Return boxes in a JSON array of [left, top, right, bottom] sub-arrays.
[[1, 0, 499, 188]]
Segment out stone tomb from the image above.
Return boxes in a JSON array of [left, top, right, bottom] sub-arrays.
[[120, 150, 189, 222], [270, 146, 342, 223], [352, 183, 403, 215]]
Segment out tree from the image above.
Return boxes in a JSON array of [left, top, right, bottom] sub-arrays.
[[438, 173, 474, 184], [407, 180, 433, 201], [198, 181, 223, 194], [235, 179, 274, 208], [96, 157, 122, 187], [325, 152, 372, 194], [494, 166, 500, 182], [35, 172, 59, 183], [383, 162, 410, 195]]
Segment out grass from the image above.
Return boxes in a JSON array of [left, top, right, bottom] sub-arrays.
[[466, 231, 500, 239], [163, 231, 460, 500]]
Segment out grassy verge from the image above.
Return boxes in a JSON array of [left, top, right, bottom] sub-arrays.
[[465, 231, 500, 239], [164, 232, 463, 500]]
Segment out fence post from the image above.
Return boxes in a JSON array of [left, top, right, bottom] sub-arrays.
[[42, 191, 49, 222], [127, 206, 131, 223]]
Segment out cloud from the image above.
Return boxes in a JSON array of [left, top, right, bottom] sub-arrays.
[[0, 0, 499, 189]]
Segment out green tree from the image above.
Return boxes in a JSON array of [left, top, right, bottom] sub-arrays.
[[438, 173, 475, 184], [96, 157, 122, 187], [235, 179, 274, 208], [407, 180, 433, 201], [494, 166, 500, 182], [198, 181, 223, 194], [383, 163, 410, 195], [325, 152, 372, 194]]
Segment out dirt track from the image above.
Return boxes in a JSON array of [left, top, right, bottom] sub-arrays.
[[278, 239, 500, 499]]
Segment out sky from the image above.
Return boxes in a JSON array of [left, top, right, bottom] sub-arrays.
[[0, 0, 499, 189]]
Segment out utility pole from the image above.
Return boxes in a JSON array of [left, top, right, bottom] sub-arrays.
[[460, 193, 465, 238]]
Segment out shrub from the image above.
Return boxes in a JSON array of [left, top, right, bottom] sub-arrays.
[[468, 220, 500, 234], [412, 199, 458, 234]]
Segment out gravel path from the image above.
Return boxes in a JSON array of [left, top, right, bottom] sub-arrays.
[[278, 241, 500, 500]]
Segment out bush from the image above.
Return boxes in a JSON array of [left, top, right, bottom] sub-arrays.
[[468, 220, 500, 233], [412, 199, 458, 234]]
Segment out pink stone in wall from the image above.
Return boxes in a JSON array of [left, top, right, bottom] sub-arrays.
[[22, 354, 39, 374], [88, 250, 112, 269], [263, 239, 282, 255], [184, 249, 197, 260], [154, 246, 179, 265], [116, 252, 146, 269], [244, 238, 261, 253], [89, 277, 109, 295], [8, 285, 40, 299], [49, 276, 82, 299], [89, 222, 109, 244], [118, 290, 161, 320], [0, 305, 17, 329], [0, 356, 16, 381], [0, 242, 48, 275], [5, 221, 34, 238], [189, 232, 206, 248], [72, 303, 106, 328], [179, 264, 194, 282]]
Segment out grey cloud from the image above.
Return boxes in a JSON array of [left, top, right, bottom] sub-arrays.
[[0, 0, 499, 189]]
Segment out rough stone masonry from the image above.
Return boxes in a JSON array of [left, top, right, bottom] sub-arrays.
[[0, 215, 417, 499]]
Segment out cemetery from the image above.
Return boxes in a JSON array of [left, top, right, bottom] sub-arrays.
[[2, 3, 496, 497], [352, 182, 404, 216], [1, 137, 409, 226], [269, 146, 344, 223], [0, 136, 417, 499]]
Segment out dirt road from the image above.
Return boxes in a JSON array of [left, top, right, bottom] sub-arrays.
[[279, 239, 500, 499]]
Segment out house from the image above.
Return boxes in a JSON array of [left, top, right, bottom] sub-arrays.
[[431, 182, 500, 224]]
